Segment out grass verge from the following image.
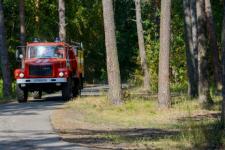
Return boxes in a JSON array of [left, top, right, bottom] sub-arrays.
[[0, 80, 16, 104], [51, 95, 224, 149]]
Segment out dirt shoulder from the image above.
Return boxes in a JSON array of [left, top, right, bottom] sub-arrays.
[[0, 98, 15, 104]]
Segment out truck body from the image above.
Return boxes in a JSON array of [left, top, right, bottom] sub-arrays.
[[14, 40, 84, 102]]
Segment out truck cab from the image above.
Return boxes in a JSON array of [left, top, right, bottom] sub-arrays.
[[14, 40, 84, 102]]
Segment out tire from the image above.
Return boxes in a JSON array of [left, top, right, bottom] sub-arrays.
[[80, 77, 84, 89], [32, 91, 42, 99], [16, 84, 28, 103], [80, 74, 84, 89], [72, 85, 80, 97], [62, 78, 72, 101]]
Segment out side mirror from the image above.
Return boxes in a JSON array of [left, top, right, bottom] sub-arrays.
[[16, 49, 21, 61], [80, 42, 84, 49], [16, 46, 26, 61], [19, 54, 23, 59]]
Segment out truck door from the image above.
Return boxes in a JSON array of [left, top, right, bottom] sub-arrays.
[[68, 48, 77, 73]]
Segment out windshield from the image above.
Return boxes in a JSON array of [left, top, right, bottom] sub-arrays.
[[27, 46, 65, 58]]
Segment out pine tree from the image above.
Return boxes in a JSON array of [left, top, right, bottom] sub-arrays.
[[196, 0, 213, 104], [19, 0, 25, 45], [158, 0, 171, 108], [102, 0, 122, 105], [183, 0, 198, 98], [58, 0, 66, 41], [0, 0, 11, 97], [221, 0, 225, 124], [205, 0, 221, 91], [135, 0, 150, 92]]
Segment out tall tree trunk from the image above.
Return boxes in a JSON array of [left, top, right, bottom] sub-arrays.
[[58, 0, 66, 42], [158, 0, 171, 108], [205, 0, 222, 91], [0, 0, 11, 97], [183, 0, 198, 98], [134, 0, 150, 92], [191, 0, 199, 95], [102, 0, 122, 105], [34, 0, 39, 37], [196, 0, 213, 104], [152, 0, 160, 40], [19, 0, 25, 45], [221, 0, 225, 124]]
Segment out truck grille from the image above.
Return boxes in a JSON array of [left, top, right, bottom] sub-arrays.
[[29, 65, 52, 76]]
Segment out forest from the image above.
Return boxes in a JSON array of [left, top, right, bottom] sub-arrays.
[[1, 0, 225, 149]]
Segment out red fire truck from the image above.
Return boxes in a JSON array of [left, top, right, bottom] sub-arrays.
[[14, 39, 84, 103]]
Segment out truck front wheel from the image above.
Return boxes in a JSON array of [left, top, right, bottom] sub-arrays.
[[62, 78, 72, 101], [16, 85, 28, 103]]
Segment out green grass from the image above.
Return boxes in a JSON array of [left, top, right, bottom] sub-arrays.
[[0, 80, 3, 98], [56, 95, 225, 149], [177, 119, 224, 149], [0, 80, 16, 103]]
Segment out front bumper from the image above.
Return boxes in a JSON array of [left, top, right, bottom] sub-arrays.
[[16, 78, 67, 84]]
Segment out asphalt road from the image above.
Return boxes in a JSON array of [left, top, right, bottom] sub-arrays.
[[0, 84, 125, 150], [0, 93, 90, 150]]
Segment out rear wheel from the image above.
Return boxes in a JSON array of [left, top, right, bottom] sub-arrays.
[[80, 74, 84, 89], [62, 78, 72, 101], [16, 85, 28, 103], [72, 78, 80, 97], [32, 91, 42, 99]]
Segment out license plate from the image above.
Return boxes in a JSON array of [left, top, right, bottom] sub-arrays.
[[33, 79, 48, 83]]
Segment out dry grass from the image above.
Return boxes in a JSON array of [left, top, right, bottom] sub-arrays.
[[51, 95, 223, 149]]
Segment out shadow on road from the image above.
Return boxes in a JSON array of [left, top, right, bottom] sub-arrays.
[[0, 95, 87, 149], [0, 95, 66, 116], [0, 133, 82, 150]]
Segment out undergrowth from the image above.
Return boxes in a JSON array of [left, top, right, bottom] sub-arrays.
[[60, 95, 224, 149]]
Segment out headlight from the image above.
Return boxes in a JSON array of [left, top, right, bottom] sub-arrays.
[[19, 73, 24, 78], [59, 72, 64, 77]]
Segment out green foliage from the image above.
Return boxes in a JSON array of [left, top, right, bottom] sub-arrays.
[[115, 0, 138, 81], [130, 0, 187, 92], [0, 0, 223, 91], [0, 80, 15, 100], [66, 0, 106, 82], [170, 0, 186, 85]]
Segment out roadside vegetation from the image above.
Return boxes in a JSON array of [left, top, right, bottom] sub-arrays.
[[51, 94, 224, 149], [0, 80, 6, 103], [0, 80, 15, 103]]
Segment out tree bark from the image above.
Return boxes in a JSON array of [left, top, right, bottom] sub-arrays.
[[183, 0, 198, 98], [205, 0, 222, 91], [196, 0, 213, 104], [221, 0, 225, 124], [34, 0, 39, 37], [19, 0, 25, 45], [0, 0, 11, 97], [58, 0, 66, 42], [152, 0, 160, 40], [158, 0, 171, 108], [134, 0, 150, 92], [191, 0, 199, 95], [102, 0, 122, 105]]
